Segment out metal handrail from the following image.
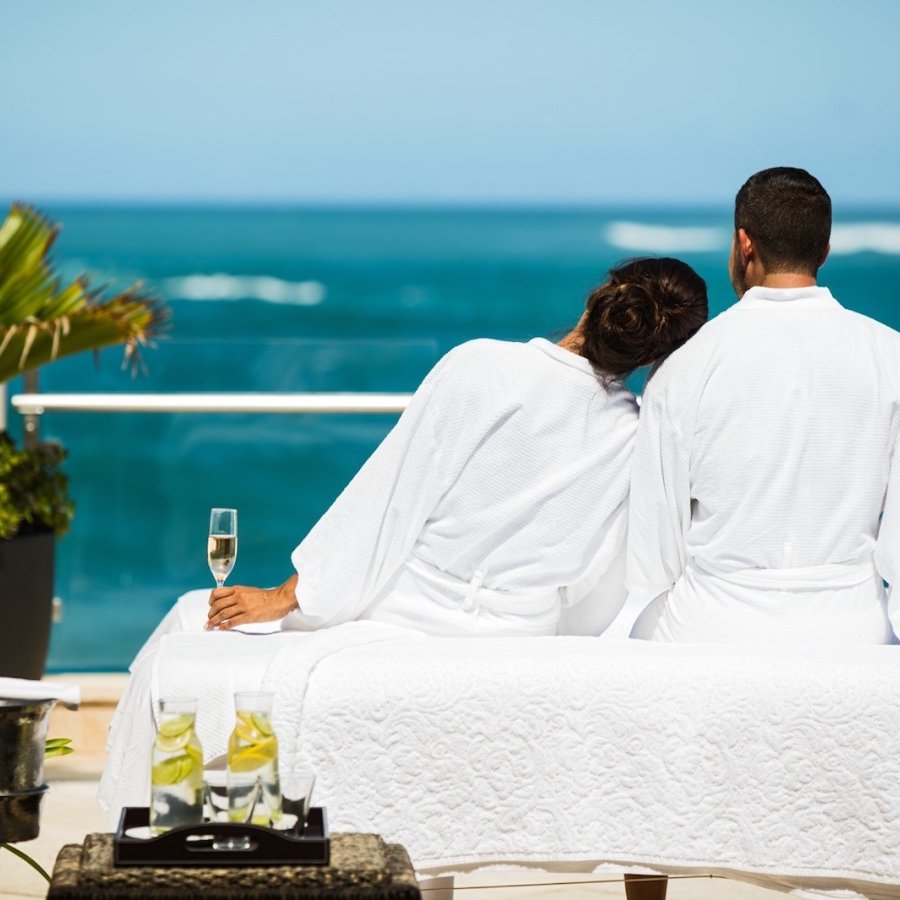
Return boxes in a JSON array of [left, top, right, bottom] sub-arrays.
[[11, 392, 413, 415], [9, 392, 413, 447]]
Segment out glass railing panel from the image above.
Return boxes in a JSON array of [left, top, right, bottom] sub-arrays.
[[7, 339, 438, 672]]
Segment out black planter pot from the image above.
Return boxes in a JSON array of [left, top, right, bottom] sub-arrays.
[[0, 532, 55, 680]]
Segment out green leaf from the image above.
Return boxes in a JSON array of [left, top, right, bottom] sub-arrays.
[[0, 203, 171, 538], [45, 737, 74, 758], [44, 745, 74, 758], [0, 433, 74, 538], [0, 203, 170, 383], [0, 842, 52, 883]]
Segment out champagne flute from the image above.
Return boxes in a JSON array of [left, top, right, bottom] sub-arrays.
[[208, 508, 238, 588]]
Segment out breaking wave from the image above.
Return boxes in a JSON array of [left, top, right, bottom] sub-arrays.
[[164, 274, 326, 304], [830, 223, 900, 255], [605, 221, 728, 253], [606, 220, 900, 257]]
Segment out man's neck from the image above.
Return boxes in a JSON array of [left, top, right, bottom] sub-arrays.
[[756, 273, 817, 289]]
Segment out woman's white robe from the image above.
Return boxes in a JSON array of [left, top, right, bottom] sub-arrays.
[[284, 337, 639, 636], [626, 285, 900, 644]]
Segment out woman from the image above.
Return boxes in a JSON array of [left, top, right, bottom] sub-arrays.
[[200, 257, 708, 638]]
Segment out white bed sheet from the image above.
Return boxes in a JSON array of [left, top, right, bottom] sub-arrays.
[[99, 629, 293, 817], [100, 627, 900, 899]]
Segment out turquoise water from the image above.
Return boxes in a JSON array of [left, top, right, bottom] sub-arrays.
[[6, 205, 900, 671]]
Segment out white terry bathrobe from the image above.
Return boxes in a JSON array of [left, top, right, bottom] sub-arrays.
[[102, 340, 635, 822], [281, 337, 639, 637], [627, 285, 900, 644]]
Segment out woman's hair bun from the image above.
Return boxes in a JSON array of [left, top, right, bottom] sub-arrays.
[[580, 257, 708, 378]]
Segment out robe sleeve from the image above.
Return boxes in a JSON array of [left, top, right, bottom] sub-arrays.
[[283, 348, 474, 630], [873, 403, 900, 637], [625, 377, 691, 610], [556, 525, 628, 636]]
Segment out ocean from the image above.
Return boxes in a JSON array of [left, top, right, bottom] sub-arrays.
[[6, 205, 900, 671]]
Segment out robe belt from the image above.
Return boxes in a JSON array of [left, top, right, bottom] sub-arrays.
[[690, 555, 877, 592], [404, 557, 561, 617]]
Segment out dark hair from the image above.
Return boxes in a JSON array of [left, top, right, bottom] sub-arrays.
[[734, 167, 831, 275], [579, 257, 708, 379]]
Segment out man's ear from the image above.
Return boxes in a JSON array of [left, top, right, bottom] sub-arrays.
[[819, 242, 831, 267], [737, 227, 754, 264]]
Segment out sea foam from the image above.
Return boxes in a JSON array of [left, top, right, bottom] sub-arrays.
[[606, 220, 900, 257], [164, 274, 326, 304], [829, 223, 900, 255], [606, 221, 727, 253]]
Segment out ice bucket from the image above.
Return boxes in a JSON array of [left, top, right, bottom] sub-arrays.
[[0, 697, 55, 842]]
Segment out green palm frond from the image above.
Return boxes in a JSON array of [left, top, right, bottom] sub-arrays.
[[0, 203, 169, 384]]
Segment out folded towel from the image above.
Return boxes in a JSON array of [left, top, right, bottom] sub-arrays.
[[0, 676, 80, 708]]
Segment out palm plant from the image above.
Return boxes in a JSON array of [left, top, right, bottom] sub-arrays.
[[0, 202, 169, 538], [0, 202, 168, 384]]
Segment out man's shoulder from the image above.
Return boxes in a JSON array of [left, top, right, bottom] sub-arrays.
[[645, 313, 726, 387], [838, 305, 900, 341], [818, 301, 900, 367]]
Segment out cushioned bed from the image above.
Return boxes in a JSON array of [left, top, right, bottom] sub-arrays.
[[99, 610, 900, 900]]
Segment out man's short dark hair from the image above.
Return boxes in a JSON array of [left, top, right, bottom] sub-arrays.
[[734, 167, 831, 275]]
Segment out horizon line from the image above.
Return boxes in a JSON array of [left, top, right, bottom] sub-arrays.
[[3, 197, 900, 214]]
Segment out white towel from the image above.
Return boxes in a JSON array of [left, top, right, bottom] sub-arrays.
[[0, 676, 80, 708]]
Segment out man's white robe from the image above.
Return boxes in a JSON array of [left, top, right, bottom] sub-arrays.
[[285, 337, 638, 636], [627, 285, 900, 644]]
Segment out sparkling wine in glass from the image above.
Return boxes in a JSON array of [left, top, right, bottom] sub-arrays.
[[208, 508, 237, 588]]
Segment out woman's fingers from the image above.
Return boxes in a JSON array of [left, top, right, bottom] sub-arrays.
[[207, 611, 237, 630], [214, 612, 247, 631], [205, 579, 298, 629], [206, 594, 241, 629]]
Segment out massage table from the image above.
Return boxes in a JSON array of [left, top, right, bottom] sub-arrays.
[[99, 613, 900, 899]]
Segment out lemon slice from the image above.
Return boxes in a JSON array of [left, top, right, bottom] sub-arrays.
[[235, 710, 262, 743], [159, 715, 194, 738], [155, 715, 195, 752], [250, 713, 274, 737], [228, 737, 276, 773], [187, 744, 204, 770], [151, 753, 195, 786], [156, 731, 191, 752]]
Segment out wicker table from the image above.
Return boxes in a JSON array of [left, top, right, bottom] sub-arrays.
[[47, 832, 421, 899]]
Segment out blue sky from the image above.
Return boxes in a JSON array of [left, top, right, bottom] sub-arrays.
[[2, 0, 899, 205]]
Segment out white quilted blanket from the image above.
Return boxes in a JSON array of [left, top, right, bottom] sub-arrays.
[[100, 628, 900, 897], [266, 635, 900, 890]]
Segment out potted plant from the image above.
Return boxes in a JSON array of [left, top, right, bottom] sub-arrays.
[[0, 203, 168, 678]]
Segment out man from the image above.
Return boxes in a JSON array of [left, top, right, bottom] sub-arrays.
[[626, 166, 900, 644]]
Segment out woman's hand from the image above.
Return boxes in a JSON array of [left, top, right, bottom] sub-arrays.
[[207, 574, 299, 630]]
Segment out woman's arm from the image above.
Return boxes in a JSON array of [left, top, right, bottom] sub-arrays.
[[205, 344, 478, 631], [285, 348, 475, 629], [625, 377, 691, 607], [206, 574, 299, 630]]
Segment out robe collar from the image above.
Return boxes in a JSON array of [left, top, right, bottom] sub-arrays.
[[529, 337, 597, 376], [736, 284, 842, 311]]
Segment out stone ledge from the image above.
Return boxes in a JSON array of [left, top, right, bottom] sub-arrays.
[[43, 673, 128, 778]]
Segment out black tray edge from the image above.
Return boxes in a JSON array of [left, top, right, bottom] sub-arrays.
[[114, 804, 330, 867]]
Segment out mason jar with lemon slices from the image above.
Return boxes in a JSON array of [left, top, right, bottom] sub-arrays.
[[227, 691, 282, 826], [150, 699, 204, 833]]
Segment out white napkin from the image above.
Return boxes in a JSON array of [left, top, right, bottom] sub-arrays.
[[0, 676, 80, 709]]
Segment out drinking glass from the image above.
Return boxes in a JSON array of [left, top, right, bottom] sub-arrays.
[[208, 508, 238, 588]]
